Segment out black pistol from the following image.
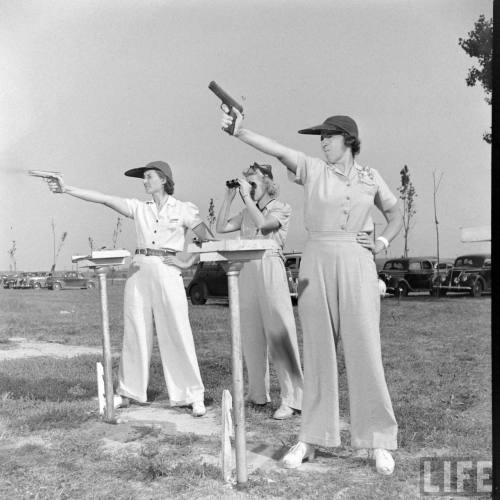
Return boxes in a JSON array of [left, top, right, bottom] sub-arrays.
[[208, 81, 244, 135]]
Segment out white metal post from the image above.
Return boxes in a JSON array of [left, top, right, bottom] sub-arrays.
[[226, 261, 247, 487], [96, 267, 115, 423]]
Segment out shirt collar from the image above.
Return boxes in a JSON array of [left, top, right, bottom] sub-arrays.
[[257, 198, 276, 212], [327, 161, 361, 178], [146, 196, 177, 206]]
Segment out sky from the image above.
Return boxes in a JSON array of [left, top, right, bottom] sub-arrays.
[[0, 0, 492, 271]]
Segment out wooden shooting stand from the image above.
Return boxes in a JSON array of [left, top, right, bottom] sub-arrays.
[[72, 249, 130, 423], [187, 239, 279, 487]]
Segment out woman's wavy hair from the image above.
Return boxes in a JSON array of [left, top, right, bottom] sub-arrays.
[[342, 133, 361, 156], [155, 169, 175, 195], [243, 164, 279, 197]]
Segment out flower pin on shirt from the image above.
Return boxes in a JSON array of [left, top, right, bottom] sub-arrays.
[[357, 165, 375, 184]]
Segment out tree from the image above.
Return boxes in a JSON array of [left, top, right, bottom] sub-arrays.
[[8, 241, 16, 272], [207, 198, 216, 233], [458, 14, 492, 143], [112, 217, 122, 248], [398, 165, 417, 258], [432, 171, 444, 267], [110, 217, 123, 284], [50, 219, 68, 272]]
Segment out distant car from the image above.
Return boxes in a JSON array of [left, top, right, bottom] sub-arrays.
[[378, 257, 451, 296], [186, 254, 300, 305], [2, 273, 21, 289], [46, 271, 96, 290], [431, 253, 491, 297], [186, 261, 228, 304], [284, 252, 302, 304], [24, 272, 50, 289]]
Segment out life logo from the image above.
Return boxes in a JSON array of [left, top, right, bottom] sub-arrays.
[[419, 457, 492, 497]]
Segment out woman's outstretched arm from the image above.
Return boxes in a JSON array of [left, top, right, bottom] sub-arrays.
[[47, 175, 132, 218], [222, 108, 301, 174]]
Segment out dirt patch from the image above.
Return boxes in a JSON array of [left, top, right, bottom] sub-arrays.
[[0, 338, 118, 360]]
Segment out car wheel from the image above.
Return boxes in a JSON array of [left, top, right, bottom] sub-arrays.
[[52, 282, 62, 290], [395, 282, 409, 297], [86, 282, 95, 289], [471, 280, 483, 298], [33, 282, 41, 289], [189, 283, 207, 305]]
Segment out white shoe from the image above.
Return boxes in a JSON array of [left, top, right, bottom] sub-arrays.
[[192, 400, 206, 417], [273, 404, 295, 420], [113, 395, 130, 409], [282, 442, 315, 469], [373, 448, 395, 475]]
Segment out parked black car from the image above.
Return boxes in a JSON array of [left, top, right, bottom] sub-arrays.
[[284, 252, 302, 303], [46, 271, 96, 290], [186, 261, 228, 304], [378, 257, 452, 296], [431, 253, 491, 297], [186, 255, 299, 305]]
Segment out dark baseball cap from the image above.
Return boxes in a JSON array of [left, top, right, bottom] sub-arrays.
[[124, 161, 173, 181], [298, 115, 358, 138], [244, 162, 273, 179]]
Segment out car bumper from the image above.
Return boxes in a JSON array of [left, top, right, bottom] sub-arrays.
[[433, 284, 472, 291]]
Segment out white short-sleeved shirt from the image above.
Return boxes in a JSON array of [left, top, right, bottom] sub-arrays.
[[289, 152, 397, 233], [236, 199, 291, 249], [124, 196, 202, 252]]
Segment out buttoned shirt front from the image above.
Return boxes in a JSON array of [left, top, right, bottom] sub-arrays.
[[237, 199, 291, 249], [290, 152, 397, 233], [124, 196, 202, 252]]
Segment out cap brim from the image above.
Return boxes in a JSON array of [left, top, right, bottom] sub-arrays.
[[124, 166, 170, 178], [298, 124, 344, 135], [124, 167, 148, 178]]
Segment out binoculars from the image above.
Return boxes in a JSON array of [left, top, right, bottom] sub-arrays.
[[226, 179, 257, 189]]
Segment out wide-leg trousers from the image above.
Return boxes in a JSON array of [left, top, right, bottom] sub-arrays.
[[298, 232, 397, 449], [117, 255, 204, 405], [239, 252, 303, 410]]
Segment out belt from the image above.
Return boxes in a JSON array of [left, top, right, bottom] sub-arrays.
[[135, 248, 176, 257], [308, 230, 358, 242]]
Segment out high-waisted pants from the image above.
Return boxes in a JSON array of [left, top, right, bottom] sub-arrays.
[[298, 232, 397, 449], [239, 251, 303, 410], [117, 254, 204, 405]]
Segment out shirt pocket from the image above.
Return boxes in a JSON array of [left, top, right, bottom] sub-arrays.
[[158, 216, 181, 233], [355, 179, 377, 198]]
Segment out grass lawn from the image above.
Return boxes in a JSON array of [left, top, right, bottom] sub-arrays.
[[0, 285, 491, 499]]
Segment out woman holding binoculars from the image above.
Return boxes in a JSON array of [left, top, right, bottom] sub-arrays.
[[219, 109, 402, 475], [216, 163, 303, 420]]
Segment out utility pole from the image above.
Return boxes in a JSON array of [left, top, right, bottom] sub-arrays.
[[432, 171, 444, 268], [51, 218, 56, 272]]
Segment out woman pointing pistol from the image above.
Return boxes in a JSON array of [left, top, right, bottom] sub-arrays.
[[44, 161, 208, 417], [219, 108, 402, 474]]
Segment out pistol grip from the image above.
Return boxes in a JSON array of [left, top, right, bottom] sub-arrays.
[[223, 108, 237, 135]]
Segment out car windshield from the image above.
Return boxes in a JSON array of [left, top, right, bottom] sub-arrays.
[[454, 256, 485, 268], [383, 261, 407, 270]]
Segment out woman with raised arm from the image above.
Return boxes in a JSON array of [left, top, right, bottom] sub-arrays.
[[216, 162, 303, 419], [219, 110, 402, 474], [45, 161, 208, 417]]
